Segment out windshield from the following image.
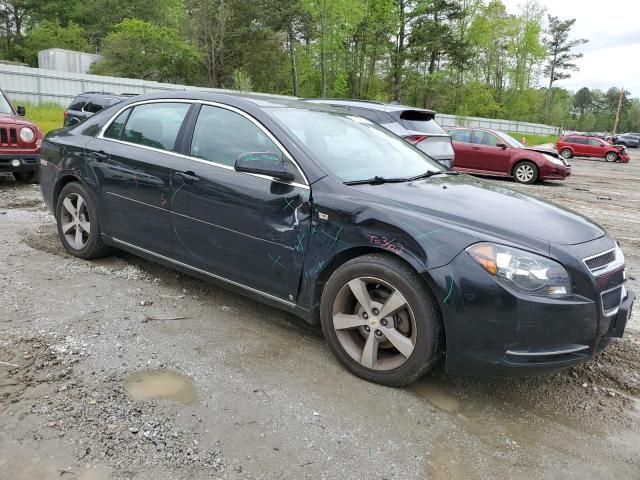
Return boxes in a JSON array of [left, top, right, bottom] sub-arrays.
[[271, 108, 444, 182], [0, 93, 14, 114], [500, 131, 526, 148]]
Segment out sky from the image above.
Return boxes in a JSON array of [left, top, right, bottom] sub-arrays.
[[502, 0, 640, 97]]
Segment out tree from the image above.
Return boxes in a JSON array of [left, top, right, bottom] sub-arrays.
[[20, 21, 90, 66], [90, 19, 202, 83], [542, 15, 587, 120], [573, 87, 592, 128]]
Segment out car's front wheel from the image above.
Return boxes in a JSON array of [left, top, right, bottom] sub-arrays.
[[320, 254, 441, 387], [605, 152, 619, 162], [560, 148, 573, 159], [513, 161, 539, 184], [56, 182, 111, 259]]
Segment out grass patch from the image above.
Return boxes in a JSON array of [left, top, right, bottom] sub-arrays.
[[22, 103, 65, 134], [507, 132, 558, 146]]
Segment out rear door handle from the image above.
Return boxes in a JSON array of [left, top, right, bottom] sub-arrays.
[[471, 146, 481, 150], [175, 171, 200, 183], [92, 151, 109, 162]]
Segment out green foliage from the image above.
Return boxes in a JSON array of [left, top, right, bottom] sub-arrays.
[[0, 0, 635, 133], [23, 103, 65, 134], [20, 21, 90, 67], [507, 132, 558, 146], [232, 69, 254, 92], [90, 19, 202, 83]]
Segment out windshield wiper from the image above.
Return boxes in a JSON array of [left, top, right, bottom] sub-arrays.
[[407, 170, 459, 181], [344, 176, 409, 186]]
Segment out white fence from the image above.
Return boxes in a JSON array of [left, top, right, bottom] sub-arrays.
[[0, 64, 561, 135], [435, 113, 560, 136]]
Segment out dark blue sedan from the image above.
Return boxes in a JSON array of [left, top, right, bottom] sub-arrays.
[[39, 91, 634, 386]]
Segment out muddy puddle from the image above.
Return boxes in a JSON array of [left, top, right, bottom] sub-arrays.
[[124, 369, 197, 404]]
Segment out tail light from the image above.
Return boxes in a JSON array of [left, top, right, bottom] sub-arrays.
[[404, 134, 429, 145]]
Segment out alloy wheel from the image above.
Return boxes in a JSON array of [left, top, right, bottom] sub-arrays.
[[515, 164, 535, 183], [605, 152, 618, 162], [60, 192, 91, 250], [560, 149, 572, 159], [331, 277, 417, 371]]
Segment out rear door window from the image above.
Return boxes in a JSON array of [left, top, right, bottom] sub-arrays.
[[449, 129, 472, 143], [121, 102, 191, 151], [68, 96, 88, 112]]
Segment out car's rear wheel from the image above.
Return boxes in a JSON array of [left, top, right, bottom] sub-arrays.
[[320, 253, 441, 387], [560, 148, 573, 159], [56, 182, 111, 259], [13, 171, 38, 184], [513, 161, 538, 184], [605, 152, 619, 162]]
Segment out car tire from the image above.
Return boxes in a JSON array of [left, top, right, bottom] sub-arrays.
[[513, 161, 539, 184], [320, 253, 441, 387], [560, 148, 573, 159], [13, 171, 39, 184], [605, 152, 619, 162], [56, 182, 111, 259]]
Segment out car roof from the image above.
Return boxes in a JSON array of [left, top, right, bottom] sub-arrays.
[[305, 98, 436, 115]]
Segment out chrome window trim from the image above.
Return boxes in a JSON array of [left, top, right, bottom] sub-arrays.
[[96, 98, 310, 189], [583, 246, 625, 277], [110, 236, 297, 308]]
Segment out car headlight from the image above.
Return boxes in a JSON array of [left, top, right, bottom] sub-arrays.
[[543, 153, 564, 166], [20, 127, 35, 143], [467, 243, 572, 296]]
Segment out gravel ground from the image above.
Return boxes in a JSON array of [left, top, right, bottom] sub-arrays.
[[1, 151, 640, 480]]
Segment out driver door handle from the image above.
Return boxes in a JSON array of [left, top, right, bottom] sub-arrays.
[[175, 171, 200, 184], [92, 151, 109, 162], [471, 146, 481, 150]]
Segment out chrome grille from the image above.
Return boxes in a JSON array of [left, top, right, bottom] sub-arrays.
[[601, 286, 623, 315], [584, 249, 616, 273]]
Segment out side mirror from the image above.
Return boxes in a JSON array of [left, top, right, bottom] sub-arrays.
[[496, 142, 508, 149], [235, 152, 295, 182], [16, 105, 25, 116]]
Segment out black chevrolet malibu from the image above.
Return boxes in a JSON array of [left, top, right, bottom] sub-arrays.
[[39, 92, 635, 386]]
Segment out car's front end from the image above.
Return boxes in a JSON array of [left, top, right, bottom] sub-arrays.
[[527, 147, 571, 180], [427, 235, 633, 377], [0, 119, 43, 178]]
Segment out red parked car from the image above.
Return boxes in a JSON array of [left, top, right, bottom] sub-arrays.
[[556, 135, 629, 163], [447, 127, 571, 184], [0, 89, 44, 183]]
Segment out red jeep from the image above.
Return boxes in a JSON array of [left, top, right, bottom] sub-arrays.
[[0, 89, 44, 183], [556, 135, 629, 163]]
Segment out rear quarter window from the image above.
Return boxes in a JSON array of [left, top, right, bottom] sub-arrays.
[[68, 96, 88, 111]]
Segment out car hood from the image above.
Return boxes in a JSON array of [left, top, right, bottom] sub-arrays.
[[353, 174, 605, 247], [0, 112, 38, 128], [524, 144, 559, 158]]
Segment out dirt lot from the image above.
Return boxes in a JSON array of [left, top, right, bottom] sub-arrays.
[[1, 151, 640, 480]]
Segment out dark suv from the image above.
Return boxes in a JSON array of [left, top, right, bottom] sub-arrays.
[[305, 99, 455, 168], [64, 92, 133, 127]]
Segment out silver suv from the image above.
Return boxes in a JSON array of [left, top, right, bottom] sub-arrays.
[[304, 99, 455, 168]]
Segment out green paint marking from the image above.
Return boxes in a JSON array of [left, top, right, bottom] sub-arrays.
[[443, 266, 455, 304]]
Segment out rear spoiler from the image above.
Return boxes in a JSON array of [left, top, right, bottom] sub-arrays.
[[399, 110, 436, 122]]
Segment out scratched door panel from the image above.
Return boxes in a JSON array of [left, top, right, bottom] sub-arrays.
[[170, 160, 311, 300], [85, 137, 173, 257]]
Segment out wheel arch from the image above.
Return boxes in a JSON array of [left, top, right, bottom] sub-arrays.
[[53, 174, 91, 211], [308, 246, 436, 324], [511, 158, 539, 176]]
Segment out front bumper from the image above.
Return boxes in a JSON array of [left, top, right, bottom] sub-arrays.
[[427, 246, 633, 377], [0, 153, 40, 173], [540, 164, 571, 180], [619, 153, 630, 163]]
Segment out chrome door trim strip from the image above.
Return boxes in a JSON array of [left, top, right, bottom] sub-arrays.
[[110, 237, 296, 308], [95, 98, 310, 189], [105, 191, 294, 250], [506, 344, 589, 357]]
